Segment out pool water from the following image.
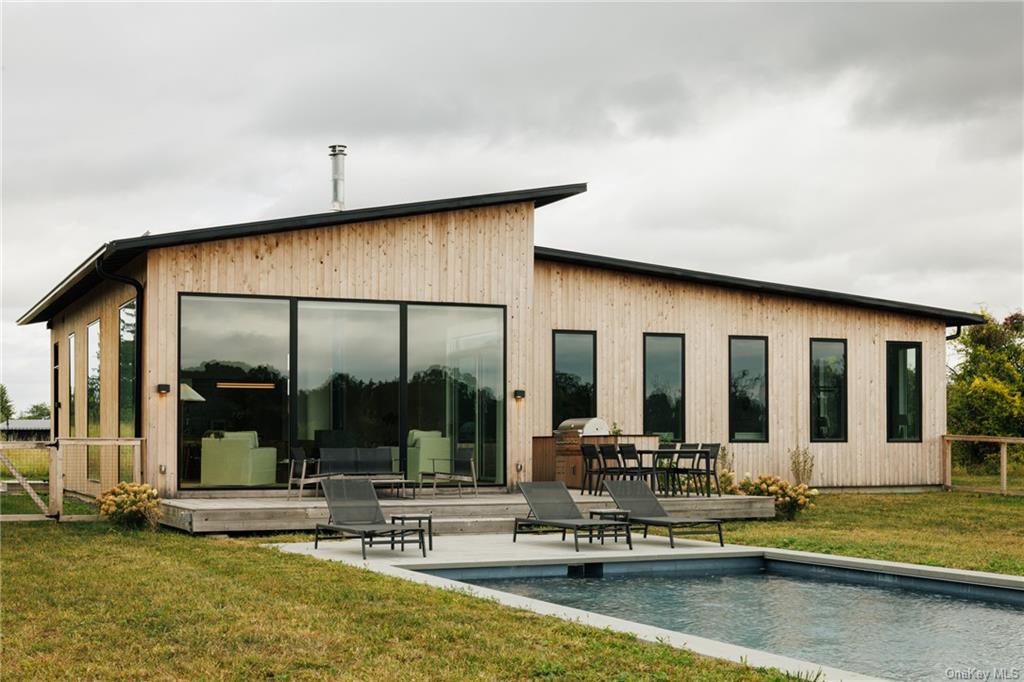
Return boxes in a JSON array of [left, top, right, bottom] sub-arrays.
[[465, 567, 1024, 681]]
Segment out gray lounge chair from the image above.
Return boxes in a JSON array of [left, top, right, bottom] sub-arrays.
[[514, 481, 632, 551], [604, 479, 724, 547], [314, 478, 426, 559]]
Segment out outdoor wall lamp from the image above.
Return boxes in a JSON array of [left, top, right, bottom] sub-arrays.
[[513, 389, 526, 400], [156, 383, 171, 394]]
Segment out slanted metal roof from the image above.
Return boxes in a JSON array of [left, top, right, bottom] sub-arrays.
[[17, 183, 587, 325], [533, 246, 984, 327], [0, 419, 51, 432]]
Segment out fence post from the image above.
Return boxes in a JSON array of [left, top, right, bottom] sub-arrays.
[[48, 443, 64, 518], [999, 442, 1008, 496], [943, 437, 952, 490]]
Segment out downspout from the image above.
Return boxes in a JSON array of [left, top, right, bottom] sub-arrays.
[[945, 325, 962, 341], [95, 256, 144, 439]]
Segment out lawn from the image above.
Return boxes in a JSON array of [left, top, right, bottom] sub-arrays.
[[0, 447, 51, 480], [1, 522, 790, 681], [724, 491, 1024, 576], [0, 492, 96, 516]]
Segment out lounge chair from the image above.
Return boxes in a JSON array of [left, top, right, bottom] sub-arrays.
[[604, 479, 724, 547], [514, 481, 632, 551], [314, 478, 426, 559]]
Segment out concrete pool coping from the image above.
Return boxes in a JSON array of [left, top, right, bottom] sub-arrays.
[[273, 533, 1024, 681]]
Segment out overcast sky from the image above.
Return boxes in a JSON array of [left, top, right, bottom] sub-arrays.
[[2, 2, 1022, 411]]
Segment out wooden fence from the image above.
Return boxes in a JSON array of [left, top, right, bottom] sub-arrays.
[[943, 434, 1024, 496], [0, 438, 144, 520]]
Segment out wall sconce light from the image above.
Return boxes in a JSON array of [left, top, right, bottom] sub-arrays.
[[513, 389, 526, 400], [156, 383, 171, 395]]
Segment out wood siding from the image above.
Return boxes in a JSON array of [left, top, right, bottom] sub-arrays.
[[144, 203, 535, 496], [531, 260, 947, 487]]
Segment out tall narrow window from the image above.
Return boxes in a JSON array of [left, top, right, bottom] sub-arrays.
[[729, 336, 768, 442], [68, 333, 76, 437], [552, 331, 596, 429], [644, 334, 684, 442], [810, 339, 847, 442], [52, 342, 60, 439], [887, 341, 922, 442], [86, 321, 101, 481], [118, 300, 137, 482]]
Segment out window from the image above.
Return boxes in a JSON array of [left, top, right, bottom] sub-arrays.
[[552, 331, 596, 429], [810, 339, 847, 442], [407, 305, 505, 484], [118, 300, 137, 481], [86, 320, 101, 481], [729, 336, 768, 442], [887, 341, 922, 442], [68, 333, 76, 436], [179, 296, 290, 488], [644, 334, 684, 442]]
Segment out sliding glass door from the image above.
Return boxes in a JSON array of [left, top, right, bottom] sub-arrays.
[[407, 306, 505, 484], [296, 301, 400, 454], [178, 295, 505, 489], [179, 296, 290, 488]]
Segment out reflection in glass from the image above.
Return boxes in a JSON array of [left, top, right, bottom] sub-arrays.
[[553, 332, 596, 429], [644, 335, 684, 442], [729, 337, 768, 442], [87, 321, 101, 481], [179, 296, 289, 488], [297, 301, 400, 453], [408, 306, 504, 484], [68, 333, 76, 437], [887, 342, 921, 441], [811, 340, 846, 441], [118, 300, 137, 481]]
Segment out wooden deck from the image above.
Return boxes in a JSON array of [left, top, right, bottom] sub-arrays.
[[159, 490, 775, 534]]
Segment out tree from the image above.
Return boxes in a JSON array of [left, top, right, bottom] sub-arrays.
[[947, 311, 1024, 467], [0, 384, 14, 432], [19, 403, 51, 420]]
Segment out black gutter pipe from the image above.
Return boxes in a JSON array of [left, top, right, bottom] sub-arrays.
[[95, 257, 144, 439], [946, 326, 962, 341]]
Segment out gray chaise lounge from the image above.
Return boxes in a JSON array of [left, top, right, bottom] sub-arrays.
[[604, 479, 724, 547], [514, 481, 633, 551], [314, 478, 426, 559]]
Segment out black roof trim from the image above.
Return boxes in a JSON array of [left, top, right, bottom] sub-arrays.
[[534, 246, 984, 327], [18, 183, 586, 325]]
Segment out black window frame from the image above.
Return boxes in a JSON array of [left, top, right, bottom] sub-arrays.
[[68, 332, 76, 437], [886, 340, 923, 443], [642, 332, 685, 442], [175, 291, 508, 491], [551, 330, 597, 430], [728, 334, 769, 444], [809, 337, 848, 443]]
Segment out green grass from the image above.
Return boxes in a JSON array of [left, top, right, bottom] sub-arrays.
[[0, 492, 96, 516], [723, 491, 1024, 576], [0, 523, 791, 681], [0, 447, 51, 480], [951, 465, 1024, 492]]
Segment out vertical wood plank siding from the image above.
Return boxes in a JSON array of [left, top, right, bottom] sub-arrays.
[[144, 204, 534, 496], [531, 260, 947, 487]]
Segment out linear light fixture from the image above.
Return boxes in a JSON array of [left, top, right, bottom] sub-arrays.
[[215, 382, 276, 390]]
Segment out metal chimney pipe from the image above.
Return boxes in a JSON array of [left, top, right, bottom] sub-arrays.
[[329, 144, 347, 211]]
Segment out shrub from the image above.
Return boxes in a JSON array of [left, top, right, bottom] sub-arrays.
[[97, 482, 161, 529], [738, 473, 818, 520], [789, 446, 814, 485]]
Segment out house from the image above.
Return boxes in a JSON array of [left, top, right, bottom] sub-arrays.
[[17, 181, 982, 498], [0, 419, 52, 442]]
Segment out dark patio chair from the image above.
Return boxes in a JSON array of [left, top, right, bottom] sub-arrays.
[[604, 479, 724, 547], [318, 447, 358, 477], [314, 478, 426, 559], [690, 443, 722, 497], [514, 481, 632, 551], [673, 443, 705, 496], [287, 446, 321, 499], [597, 443, 629, 494], [618, 443, 657, 489], [421, 448, 478, 497], [580, 443, 603, 495]]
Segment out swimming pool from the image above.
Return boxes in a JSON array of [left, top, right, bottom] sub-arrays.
[[428, 558, 1024, 681]]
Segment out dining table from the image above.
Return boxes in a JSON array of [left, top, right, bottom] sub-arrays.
[[635, 447, 713, 497]]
